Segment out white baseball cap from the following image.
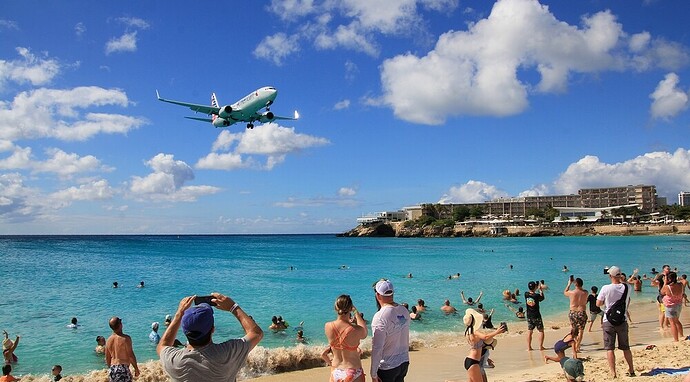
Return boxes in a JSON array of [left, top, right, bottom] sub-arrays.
[[608, 266, 621, 277], [375, 279, 394, 296]]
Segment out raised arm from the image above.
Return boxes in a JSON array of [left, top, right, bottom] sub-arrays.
[[460, 291, 467, 303], [157, 296, 194, 355], [213, 292, 264, 350], [564, 279, 573, 296], [476, 291, 484, 303], [353, 306, 368, 340]]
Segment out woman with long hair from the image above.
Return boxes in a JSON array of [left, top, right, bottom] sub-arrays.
[[463, 309, 506, 382], [661, 271, 685, 341], [324, 295, 367, 382]]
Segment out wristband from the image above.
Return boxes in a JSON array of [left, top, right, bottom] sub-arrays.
[[229, 303, 239, 313]]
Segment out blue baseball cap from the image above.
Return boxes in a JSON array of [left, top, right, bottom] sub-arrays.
[[182, 303, 214, 340]]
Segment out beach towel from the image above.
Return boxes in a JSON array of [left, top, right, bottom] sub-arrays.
[[642, 366, 690, 376]]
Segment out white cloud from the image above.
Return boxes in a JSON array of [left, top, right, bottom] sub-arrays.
[[49, 179, 115, 207], [74, 22, 86, 37], [0, 145, 108, 178], [0, 173, 54, 223], [650, 73, 689, 120], [439, 180, 509, 203], [129, 153, 220, 202], [259, 0, 457, 63], [379, 0, 690, 124], [553, 149, 690, 199], [334, 99, 350, 110], [116, 17, 150, 30], [344, 60, 359, 82], [0, 20, 19, 30], [197, 123, 330, 171], [338, 187, 356, 197], [0, 47, 60, 89], [253, 33, 300, 66], [0, 86, 146, 142], [105, 31, 138, 55]]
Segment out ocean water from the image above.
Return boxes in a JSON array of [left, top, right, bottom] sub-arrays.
[[1, 234, 689, 378]]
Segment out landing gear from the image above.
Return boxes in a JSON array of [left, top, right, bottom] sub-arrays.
[[246, 123, 254, 129], [265, 100, 273, 111]]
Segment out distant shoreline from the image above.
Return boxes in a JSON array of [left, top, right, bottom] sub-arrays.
[[340, 222, 690, 237]]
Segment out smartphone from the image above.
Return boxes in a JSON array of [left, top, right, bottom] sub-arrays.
[[500, 321, 508, 332], [569, 274, 574, 281], [603, 267, 609, 275], [194, 295, 217, 306]]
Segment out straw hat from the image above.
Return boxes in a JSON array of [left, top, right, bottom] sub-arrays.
[[463, 308, 484, 332]]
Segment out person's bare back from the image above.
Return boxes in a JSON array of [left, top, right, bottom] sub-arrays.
[[106, 333, 135, 366]]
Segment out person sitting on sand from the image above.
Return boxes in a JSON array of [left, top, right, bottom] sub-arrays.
[[544, 330, 584, 381], [461, 290, 483, 306], [324, 295, 367, 382], [1, 364, 18, 382], [95, 336, 106, 354], [441, 299, 457, 314], [462, 309, 506, 382], [415, 299, 426, 313], [2, 331, 19, 364]]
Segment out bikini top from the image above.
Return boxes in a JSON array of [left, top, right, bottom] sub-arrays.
[[329, 322, 359, 351]]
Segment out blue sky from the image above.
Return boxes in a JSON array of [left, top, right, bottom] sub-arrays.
[[1, 0, 689, 234]]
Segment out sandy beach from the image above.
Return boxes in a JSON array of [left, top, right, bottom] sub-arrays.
[[248, 298, 690, 382], [12, 295, 690, 381]]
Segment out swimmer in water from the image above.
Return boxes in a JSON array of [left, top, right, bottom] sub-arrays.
[[2, 330, 19, 364], [137, 281, 145, 288], [95, 336, 106, 354], [461, 290, 483, 306], [67, 317, 79, 329]]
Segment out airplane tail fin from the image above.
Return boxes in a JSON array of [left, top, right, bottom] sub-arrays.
[[211, 93, 219, 108]]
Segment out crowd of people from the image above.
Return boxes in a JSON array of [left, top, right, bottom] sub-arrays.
[[2, 264, 689, 382]]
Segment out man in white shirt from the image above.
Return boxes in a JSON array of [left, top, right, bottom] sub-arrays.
[[370, 279, 410, 382], [596, 266, 635, 378]]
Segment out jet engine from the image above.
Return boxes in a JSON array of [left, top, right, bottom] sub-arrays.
[[261, 111, 274, 120], [218, 105, 233, 119], [212, 117, 230, 127]]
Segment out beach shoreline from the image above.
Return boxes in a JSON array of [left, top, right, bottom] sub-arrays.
[[13, 298, 689, 381]]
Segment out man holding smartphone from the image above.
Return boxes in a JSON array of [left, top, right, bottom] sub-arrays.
[[157, 292, 263, 382]]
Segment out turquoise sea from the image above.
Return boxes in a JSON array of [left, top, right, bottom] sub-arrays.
[[1, 234, 689, 378]]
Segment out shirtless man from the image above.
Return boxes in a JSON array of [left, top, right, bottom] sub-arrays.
[[564, 276, 588, 352], [105, 317, 139, 381], [627, 269, 642, 292], [415, 299, 426, 313], [440, 299, 457, 314]]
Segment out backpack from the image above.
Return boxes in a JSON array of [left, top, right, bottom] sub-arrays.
[[605, 283, 628, 326]]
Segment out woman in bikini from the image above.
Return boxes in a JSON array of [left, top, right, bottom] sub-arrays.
[[463, 308, 505, 382], [661, 272, 685, 341], [324, 295, 367, 382]]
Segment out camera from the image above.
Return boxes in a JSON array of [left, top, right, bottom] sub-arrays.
[[194, 295, 217, 306], [603, 267, 609, 274]]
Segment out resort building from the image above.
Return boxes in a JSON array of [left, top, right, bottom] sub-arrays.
[[356, 210, 407, 225], [680, 191, 690, 207], [579, 185, 658, 213]]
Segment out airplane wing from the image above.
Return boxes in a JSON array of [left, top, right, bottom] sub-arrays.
[[156, 90, 220, 115], [185, 116, 214, 123], [258, 110, 300, 123]]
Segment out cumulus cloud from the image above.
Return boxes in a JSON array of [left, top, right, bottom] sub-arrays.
[[129, 153, 220, 202], [49, 179, 115, 208], [253, 33, 301, 66], [258, 0, 457, 63], [0, 173, 54, 223], [379, 0, 690, 124], [105, 31, 138, 55], [650, 73, 689, 120], [197, 123, 330, 171], [0, 47, 60, 89], [440, 149, 690, 204], [0, 145, 109, 178], [552, 149, 690, 199], [438, 180, 509, 203], [0, 86, 146, 142]]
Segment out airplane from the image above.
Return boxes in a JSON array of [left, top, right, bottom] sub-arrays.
[[156, 86, 299, 129]]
